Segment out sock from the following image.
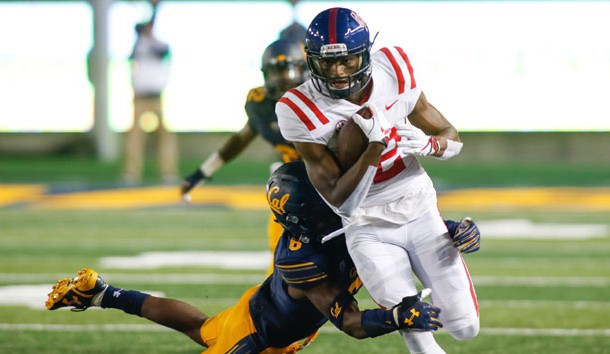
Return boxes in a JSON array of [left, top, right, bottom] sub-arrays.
[[100, 285, 149, 316]]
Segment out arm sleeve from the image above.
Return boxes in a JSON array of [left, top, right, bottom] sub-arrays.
[[335, 165, 376, 217], [275, 260, 329, 290], [274, 240, 330, 291], [276, 99, 317, 143]]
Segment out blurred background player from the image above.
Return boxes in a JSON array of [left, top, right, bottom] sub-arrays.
[[47, 161, 445, 354], [276, 7, 480, 354], [123, 0, 178, 185], [180, 38, 308, 275], [279, 22, 307, 45]]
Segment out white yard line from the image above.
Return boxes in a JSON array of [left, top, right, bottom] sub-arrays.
[[479, 328, 610, 336], [474, 276, 610, 287], [2, 270, 609, 310], [478, 300, 610, 308], [475, 219, 608, 239], [99, 251, 272, 270], [0, 323, 608, 336], [0, 273, 264, 284]]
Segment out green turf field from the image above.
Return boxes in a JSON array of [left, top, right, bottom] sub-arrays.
[[1, 155, 609, 353], [1, 205, 609, 354]]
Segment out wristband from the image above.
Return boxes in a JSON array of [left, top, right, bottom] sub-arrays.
[[361, 308, 398, 338], [327, 291, 356, 330], [437, 140, 463, 160], [200, 151, 225, 177]]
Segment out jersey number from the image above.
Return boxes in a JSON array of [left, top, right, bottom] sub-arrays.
[[289, 238, 302, 251]]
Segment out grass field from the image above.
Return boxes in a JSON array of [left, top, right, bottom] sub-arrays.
[[1, 157, 609, 353]]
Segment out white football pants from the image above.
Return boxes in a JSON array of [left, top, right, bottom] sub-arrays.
[[345, 208, 480, 353]]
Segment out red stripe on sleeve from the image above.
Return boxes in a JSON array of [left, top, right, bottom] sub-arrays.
[[288, 89, 330, 125], [380, 47, 406, 94], [329, 8, 338, 43], [278, 96, 316, 131], [395, 46, 416, 89]]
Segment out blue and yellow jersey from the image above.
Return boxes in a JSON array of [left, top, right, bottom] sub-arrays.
[[245, 87, 300, 163], [249, 232, 361, 348]]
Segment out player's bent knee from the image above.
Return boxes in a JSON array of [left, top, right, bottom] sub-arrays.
[[448, 319, 479, 341]]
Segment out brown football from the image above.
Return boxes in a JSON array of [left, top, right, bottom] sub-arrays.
[[332, 107, 370, 171]]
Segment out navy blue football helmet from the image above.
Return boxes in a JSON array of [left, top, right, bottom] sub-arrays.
[[305, 7, 372, 99], [261, 39, 307, 100], [266, 161, 342, 244]]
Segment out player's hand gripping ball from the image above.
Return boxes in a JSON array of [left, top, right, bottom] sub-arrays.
[[332, 107, 370, 171]]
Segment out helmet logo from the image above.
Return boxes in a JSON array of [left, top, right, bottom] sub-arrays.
[[350, 11, 367, 29], [321, 43, 348, 57], [276, 54, 287, 63], [267, 186, 290, 214]]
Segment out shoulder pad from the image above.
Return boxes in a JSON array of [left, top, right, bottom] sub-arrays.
[[275, 237, 329, 290], [246, 87, 267, 103]]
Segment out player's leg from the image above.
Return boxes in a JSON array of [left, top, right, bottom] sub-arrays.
[[345, 222, 417, 308], [154, 98, 179, 183], [199, 285, 275, 354], [400, 331, 446, 354], [265, 212, 284, 276], [345, 223, 446, 354], [266, 162, 288, 276], [46, 268, 209, 346], [123, 97, 147, 184], [141, 296, 208, 345], [408, 210, 480, 341]]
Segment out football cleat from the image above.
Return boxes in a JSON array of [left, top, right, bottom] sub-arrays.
[[45, 268, 108, 311]]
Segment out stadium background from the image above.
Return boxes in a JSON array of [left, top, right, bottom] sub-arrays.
[[1, 0, 609, 353]]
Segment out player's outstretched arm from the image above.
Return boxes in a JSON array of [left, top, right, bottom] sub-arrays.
[[293, 282, 442, 339], [180, 124, 257, 197], [294, 138, 384, 211], [400, 91, 463, 160], [180, 168, 210, 197]]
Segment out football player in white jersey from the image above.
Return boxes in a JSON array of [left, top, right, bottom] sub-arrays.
[[276, 7, 479, 354]]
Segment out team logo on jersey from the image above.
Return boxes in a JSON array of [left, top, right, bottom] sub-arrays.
[[335, 119, 347, 132], [267, 186, 289, 214], [246, 87, 266, 102]]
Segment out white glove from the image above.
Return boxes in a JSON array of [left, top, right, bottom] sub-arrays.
[[351, 102, 392, 146], [396, 121, 440, 157]]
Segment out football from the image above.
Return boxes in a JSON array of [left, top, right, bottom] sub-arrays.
[[332, 107, 370, 171]]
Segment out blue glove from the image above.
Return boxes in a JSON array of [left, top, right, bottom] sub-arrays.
[[180, 168, 209, 196], [392, 288, 443, 332], [446, 217, 481, 253]]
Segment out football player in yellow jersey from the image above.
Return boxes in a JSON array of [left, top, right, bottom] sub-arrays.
[[180, 39, 307, 275], [48, 162, 448, 354]]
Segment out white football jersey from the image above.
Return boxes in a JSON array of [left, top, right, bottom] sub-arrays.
[[276, 46, 436, 218]]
